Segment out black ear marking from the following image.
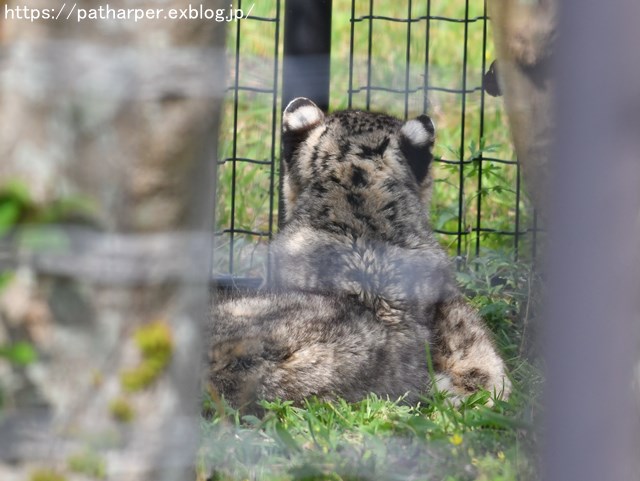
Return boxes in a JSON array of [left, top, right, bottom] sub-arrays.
[[399, 115, 436, 184], [282, 97, 325, 168]]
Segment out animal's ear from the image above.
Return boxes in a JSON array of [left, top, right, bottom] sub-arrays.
[[399, 114, 436, 184], [282, 97, 325, 167]]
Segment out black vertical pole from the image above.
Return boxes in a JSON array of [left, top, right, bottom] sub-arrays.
[[282, 0, 333, 112], [279, 0, 333, 227]]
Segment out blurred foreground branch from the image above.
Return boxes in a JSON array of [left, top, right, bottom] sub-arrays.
[[0, 1, 225, 480]]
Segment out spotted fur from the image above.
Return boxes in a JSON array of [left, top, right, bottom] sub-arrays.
[[209, 98, 510, 412]]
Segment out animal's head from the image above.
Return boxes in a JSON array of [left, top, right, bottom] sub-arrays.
[[281, 98, 436, 233], [208, 336, 273, 414]]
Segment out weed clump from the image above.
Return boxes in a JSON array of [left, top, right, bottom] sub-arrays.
[[67, 450, 106, 479], [30, 470, 67, 481], [109, 397, 135, 423], [120, 320, 173, 392]]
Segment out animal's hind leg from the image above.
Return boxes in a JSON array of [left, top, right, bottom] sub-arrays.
[[430, 297, 511, 404]]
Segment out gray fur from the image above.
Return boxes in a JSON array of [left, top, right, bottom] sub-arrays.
[[208, 98, 510, 411], [210, 291, 431, 408]]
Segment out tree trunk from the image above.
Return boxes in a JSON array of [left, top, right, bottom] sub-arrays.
[[0, 2, 225, 480], [487, 0, 556, 217]]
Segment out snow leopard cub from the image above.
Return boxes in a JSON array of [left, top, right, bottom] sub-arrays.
[[208, 98, 510, 411]]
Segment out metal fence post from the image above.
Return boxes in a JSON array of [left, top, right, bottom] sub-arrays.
[[279, 0, 332, 227], [282, 0, 333, 111]]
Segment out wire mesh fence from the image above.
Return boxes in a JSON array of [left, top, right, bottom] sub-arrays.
[[214, 0, 281, 285], [213, 0, 539, 284]]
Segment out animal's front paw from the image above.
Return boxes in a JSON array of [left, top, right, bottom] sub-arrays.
[[434, 368, 511, 406]]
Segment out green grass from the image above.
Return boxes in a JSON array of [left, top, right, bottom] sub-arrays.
[[200, 390, 538, 481]]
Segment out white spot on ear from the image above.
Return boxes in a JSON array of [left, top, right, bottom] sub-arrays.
[[401, 119, 431, 146], [283, 100, 324, 132]]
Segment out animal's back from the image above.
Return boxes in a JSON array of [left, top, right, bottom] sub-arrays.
[[210, 290, 431, 409]]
